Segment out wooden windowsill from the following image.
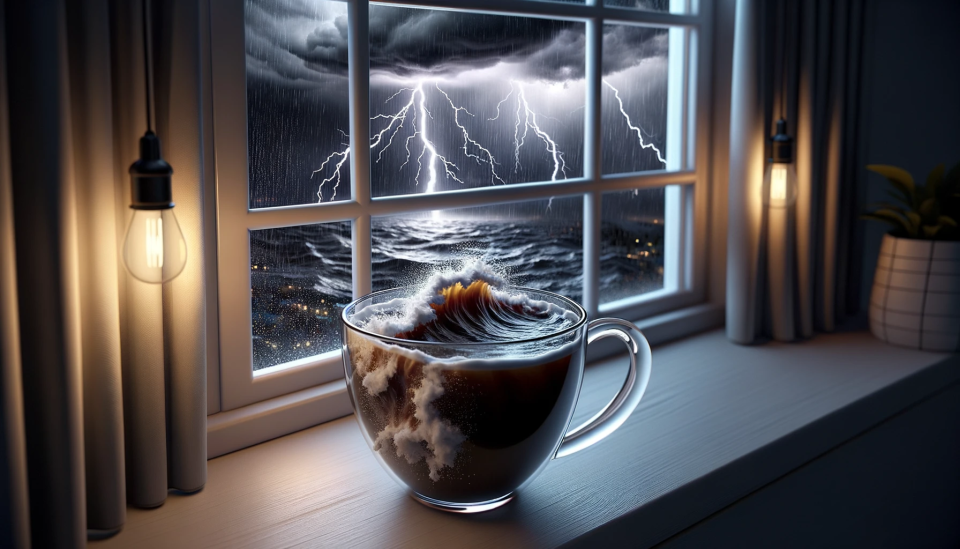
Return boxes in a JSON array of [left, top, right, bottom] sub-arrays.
[[91, 328, 958, 548]]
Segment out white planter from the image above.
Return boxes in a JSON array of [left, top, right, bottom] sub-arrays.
[[869, 233, 960, 352]]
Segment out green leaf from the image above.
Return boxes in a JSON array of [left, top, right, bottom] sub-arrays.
[[940, 215, 958, 227], [905, 211, 922, 234], [919, 197, 938, 219], [868, 164, 917, 208], [861, 210, 911, 235], [884, 190, 913, 208], [923, 224, 942, 238], [865, 202, 909, 214]]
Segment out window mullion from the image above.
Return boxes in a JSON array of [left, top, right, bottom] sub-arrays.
[[582, 13, 602, 320], [349, 0, 372, 299]]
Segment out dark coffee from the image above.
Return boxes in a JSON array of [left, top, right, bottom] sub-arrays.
[[344, 277, 584, 503]]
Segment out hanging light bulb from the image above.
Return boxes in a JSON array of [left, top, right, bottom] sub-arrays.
[[122, 132, 187, 283], [121, 0, 186, 284], [763, 119, 798, 208], [763, 118, 798, 208]]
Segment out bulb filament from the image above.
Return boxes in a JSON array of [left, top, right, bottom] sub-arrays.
[[770, 164, 787, 202], [146, 216, 164, 269]]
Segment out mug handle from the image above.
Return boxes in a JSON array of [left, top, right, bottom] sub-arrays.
[[554, 318, 652, 459]]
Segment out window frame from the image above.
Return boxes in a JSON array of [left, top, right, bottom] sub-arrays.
[[209, 0, 714, 413]]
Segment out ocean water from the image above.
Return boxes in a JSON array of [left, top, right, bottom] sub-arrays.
[[250, 215, 663, 371]]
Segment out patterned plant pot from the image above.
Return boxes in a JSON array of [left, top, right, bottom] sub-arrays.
[[869, 233, 960, 352]]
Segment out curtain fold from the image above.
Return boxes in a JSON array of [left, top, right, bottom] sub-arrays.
[[727, 0, 865, 344], [0, 1, 31, 547], [155, 0, 207, 493], [65, 0, 127, 531], [1, 0, 208, 544], [5, 0, 87, 546]]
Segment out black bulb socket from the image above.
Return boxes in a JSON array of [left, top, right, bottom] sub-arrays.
[[129, 131, 174, 210], [769, 118, 794, 164]]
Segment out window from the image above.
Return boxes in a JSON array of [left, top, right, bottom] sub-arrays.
[[211, 0, 711, 412]]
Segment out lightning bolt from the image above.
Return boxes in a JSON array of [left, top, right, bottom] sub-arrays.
[[413, 82, 464, 193], [313, 79, 572, 201], [435, 83, 505, 185], [494, 81, 567, 182], [517, 83, 567, 181], [312, 147, 350, 202], [602, 79, 667, 165]]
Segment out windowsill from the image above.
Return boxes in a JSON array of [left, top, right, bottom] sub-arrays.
[[205, 302, 725, 459], [93, 327, 958, 548]]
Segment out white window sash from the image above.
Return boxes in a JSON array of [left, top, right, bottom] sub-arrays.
[[209, 0, 713, 413]]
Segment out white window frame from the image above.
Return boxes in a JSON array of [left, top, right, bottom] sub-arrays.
[[209, 0, 714, 413]]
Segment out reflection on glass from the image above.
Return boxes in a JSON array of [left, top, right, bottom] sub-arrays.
[[373, 197, 583, 303], [605, 0, 690, 14], [245, 0, 350, 208], [251, 222, 352, 371], [600, 188, 665, 304], [602, 24, 669, 176], [368, 6, 585, 197]]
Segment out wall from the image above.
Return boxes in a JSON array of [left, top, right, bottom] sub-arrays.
[[857, 0, 960, 309]]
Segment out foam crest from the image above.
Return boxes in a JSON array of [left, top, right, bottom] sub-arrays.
[[350, 259, 579, 344]]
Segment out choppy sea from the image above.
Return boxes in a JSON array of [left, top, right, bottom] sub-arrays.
[[249, 217, 662, 370]]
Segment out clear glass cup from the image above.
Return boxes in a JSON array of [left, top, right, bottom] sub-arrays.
[[341, 286, 652, 513]]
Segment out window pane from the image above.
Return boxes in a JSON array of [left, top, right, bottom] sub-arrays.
[[251, 221, 352, 371], [604, 0, 692, 14], [367, 6, 585, 198], [245, 0, 351, 208], [372, 197, 583, 303], [600, 188, 665, 304], [602, 24, 670, 175]]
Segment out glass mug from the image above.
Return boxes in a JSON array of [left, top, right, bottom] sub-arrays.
[[341, 287, 652, 513]]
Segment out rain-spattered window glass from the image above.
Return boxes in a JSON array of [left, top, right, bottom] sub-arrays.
[[604, 0, 693, 14], [245, 0, 351, 208], [601, 24, 670, 176], [372, 196, 584, 303], [600, 188, 666, 304], [365, 6, 585, 198], [251, 221, 351, 371]]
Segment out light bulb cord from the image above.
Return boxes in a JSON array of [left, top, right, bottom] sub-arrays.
[[142, 0, 154, 133], [778, 0, 787, 121]]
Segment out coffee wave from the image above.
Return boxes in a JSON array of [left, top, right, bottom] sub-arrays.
[[352, 259, 579, 344], [346, 261, 581, 485]]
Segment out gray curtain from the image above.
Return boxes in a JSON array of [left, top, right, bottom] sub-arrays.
[[727, 0, 866, 344], [0, 0, 207, 546]]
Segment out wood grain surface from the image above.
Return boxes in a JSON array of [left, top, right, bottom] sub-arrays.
[[91, 329, 956, 548]]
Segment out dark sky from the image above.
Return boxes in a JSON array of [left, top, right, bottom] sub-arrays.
[[245, 0, 671, 208], [245, 0, 667, 86]]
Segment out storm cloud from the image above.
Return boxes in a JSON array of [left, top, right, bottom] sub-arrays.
[[246, 0, 667, 86]]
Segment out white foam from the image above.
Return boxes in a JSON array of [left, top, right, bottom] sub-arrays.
[[355, 334, 467, 481], [351, 258, 579, 337], [347, 259, 583, 482], [349, 322, 581, 482]]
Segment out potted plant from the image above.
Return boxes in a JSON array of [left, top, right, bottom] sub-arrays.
[[864, 163, 960, 351]]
